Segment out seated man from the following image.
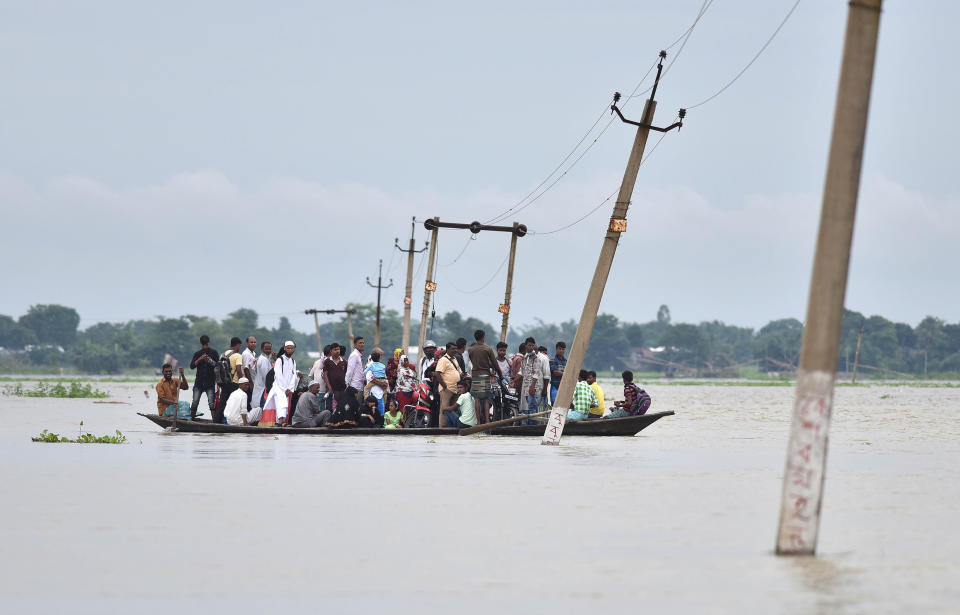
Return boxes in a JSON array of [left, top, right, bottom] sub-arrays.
[[292, 381, 332, 428], [586, 371, 605, 418], [440, 380, 478, 429], [566, 369, 599, 421], [609, 370, 652, 418], [224, 377, 253, 426], [156, 363, 190, 418]]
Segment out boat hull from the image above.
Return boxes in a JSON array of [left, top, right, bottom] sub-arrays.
[[138, 411, 673, 437]]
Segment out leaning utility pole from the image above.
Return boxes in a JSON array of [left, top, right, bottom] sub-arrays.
[[775, 0, 882, 556], [395, 218, 429, 353], [366, 259, 394, 348], [499, 222, 521, 343], [542, 51, 684, 446], [417, 217, 440, 359], [304, 308, 358, 355]]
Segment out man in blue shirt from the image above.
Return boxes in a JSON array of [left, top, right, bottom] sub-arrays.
[[549, 341, 567, 405]]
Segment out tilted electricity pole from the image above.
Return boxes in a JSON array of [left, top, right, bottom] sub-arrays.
[[366, 259, 394, 348], [395, 218, 429, 353], [775, 0, 883, 556], [542, 51, 685, 446], [304, 308, 358, 355]]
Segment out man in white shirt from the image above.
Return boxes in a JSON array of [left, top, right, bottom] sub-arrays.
[[345, 336, 366, 393], [252, 341, 273, 410], [224, 378, 253, 426], [241, 336, 258, 410], [419, 340, 437, 380]]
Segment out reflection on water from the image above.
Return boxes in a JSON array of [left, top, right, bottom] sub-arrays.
[[0, 381, 957, 613]]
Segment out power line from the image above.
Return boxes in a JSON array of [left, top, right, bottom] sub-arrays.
[[447, 254, 510, 295], [685, 0, 802, 110], [529, 131, 669, 236], [439, 234, 475, 267], [487, 1, 712, 226]]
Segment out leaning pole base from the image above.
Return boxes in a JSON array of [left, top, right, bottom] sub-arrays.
[[540, 408, 569, 445], [775, 369, 835, 554]]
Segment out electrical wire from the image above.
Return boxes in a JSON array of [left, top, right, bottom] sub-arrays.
[[685, 0, 802, 110], [487, 1, 713, 227], [439, 234, 475, 267], [626, 0, 714, 101], [447, 254, 510, 294], [528, 131, 669, 236]]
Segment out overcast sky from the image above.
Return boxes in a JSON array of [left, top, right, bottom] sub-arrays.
[[1, 0, 956, 336]]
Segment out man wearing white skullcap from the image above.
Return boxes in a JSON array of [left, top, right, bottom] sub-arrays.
[[262, 340, 298, 426], [292, 380, 331, 428]]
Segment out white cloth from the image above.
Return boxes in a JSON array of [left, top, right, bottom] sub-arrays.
[[419, 355, 433, 380], [345, 348, 364, 390], [309, 356, 327, 393], [264, 355, 298, 420], [223, 388, 250, 425], [252, 354, 271, 408], [241, 348, 257, 378], [496, 357, 512, 381]]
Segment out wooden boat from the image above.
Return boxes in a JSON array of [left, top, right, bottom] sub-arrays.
[[138, 410, 674, 437]]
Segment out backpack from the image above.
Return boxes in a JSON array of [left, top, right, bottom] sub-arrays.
[[215, 350, 236, 386]]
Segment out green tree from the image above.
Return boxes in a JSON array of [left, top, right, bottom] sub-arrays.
[[19, 304, 80, 347], [754, 318, 803, 371], [0, 314, 38, 349], [584, 314, 631, 370], [659, 323, 708, 370]]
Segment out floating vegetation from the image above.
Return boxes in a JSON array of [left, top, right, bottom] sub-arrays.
[[3, 381, 108, 398], [32, 421, 126, 444]]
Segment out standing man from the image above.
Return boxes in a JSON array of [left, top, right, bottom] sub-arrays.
[[344, 336, 366, 405], [495, 342, 512, 383], [586, 371, 606, 418], [309, 344, 331, 410], [322, 343, 348, 406], [263, 340, 298, 426], [216, 337, 244, 423], [549, 341, 567, 405], [189, 335, 218, 420], [520, 338, 543, 420], [435, 342, 463, 427], [419, 340, 437, 380], [241, 336, 258, 410], [252, 340, 273, 411], [454, 338, 468, 373], [156, 363, 189, 417], [467, 329, 502, 425]]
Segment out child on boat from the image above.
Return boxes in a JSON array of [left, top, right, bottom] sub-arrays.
[[383, 396, 403, 429]]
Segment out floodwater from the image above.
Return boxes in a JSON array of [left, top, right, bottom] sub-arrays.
[[1, 379, 958, 614]]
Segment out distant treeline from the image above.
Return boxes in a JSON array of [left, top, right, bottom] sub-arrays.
[[1, 304, 958, 378]]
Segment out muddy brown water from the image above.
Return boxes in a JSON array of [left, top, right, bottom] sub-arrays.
[[1, 380, 957, 613]]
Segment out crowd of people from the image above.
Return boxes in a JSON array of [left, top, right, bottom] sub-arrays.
[[154, 328, 653, 429]]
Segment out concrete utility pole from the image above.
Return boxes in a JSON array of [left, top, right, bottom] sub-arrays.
[[366, 259, 394, 348], [499, 222, 520, 343], [395, 218, 429, 353], [417, 217, 440, 359], [775, 0, 882, 556], [304, 308, 358, 355], [542, 51, 685, 446], [851, 325, 865, 383], [419, 217, 528, 346]]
